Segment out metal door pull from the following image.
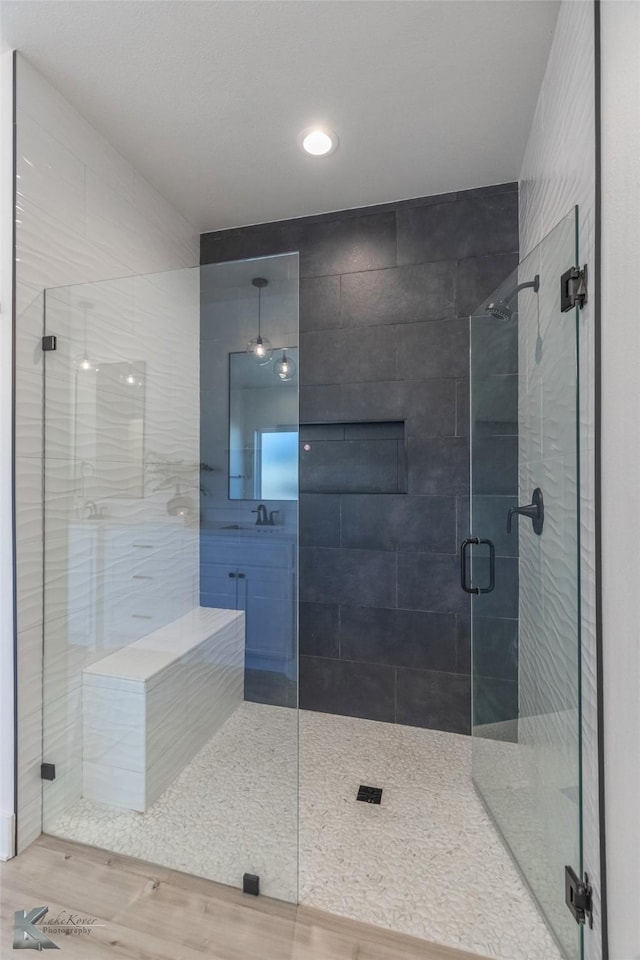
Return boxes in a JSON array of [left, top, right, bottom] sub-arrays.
[[460, 537, 495, 594]]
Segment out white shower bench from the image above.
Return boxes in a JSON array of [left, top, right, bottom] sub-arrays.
[[82, 606, 245, 812]]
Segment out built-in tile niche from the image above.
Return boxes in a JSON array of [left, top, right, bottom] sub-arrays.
[[300, 422, 407, 494]]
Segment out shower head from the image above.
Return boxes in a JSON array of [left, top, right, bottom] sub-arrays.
[[486, 274, 540, 321], [485, 299, 514, 322]]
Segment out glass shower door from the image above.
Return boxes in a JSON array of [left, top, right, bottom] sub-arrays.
[[469, 208, 582, 959], [40, 257, 300, 903]]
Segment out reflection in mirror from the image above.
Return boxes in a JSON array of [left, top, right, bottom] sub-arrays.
[[75, 360, 146, 500], [229, 349, 298, 500]]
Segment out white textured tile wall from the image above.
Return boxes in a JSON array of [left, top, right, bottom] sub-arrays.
[[518, 4, 600, 959], [600, 5, 640, 957], [0, 52, 16, 859], [14, 54, 199, 853]]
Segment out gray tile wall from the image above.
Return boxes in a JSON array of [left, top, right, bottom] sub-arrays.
[[201, 183, 519, 734]]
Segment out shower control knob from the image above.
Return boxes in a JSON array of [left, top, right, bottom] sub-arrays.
[[507, 488, 544, 536]]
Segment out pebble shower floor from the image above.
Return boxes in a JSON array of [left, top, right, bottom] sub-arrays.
[[47, 702, 561, 960]]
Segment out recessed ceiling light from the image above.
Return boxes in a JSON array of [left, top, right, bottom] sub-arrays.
[[299, 127, 338, 157]]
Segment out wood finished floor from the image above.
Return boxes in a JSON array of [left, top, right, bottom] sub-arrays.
[[0, 835, 490, 960]]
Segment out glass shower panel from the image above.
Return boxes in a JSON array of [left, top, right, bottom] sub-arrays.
[[470, 209, 582, 959], [41, 255, 299, 903]]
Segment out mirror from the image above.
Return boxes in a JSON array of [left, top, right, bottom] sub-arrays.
[[228, 349, 298, 500], [75, 360, 146, 500]]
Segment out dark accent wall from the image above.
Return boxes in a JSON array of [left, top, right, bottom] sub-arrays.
[[201, 183, 519, 735], [300, 422, 407, 494]]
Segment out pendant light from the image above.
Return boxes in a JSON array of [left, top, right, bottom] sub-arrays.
[[75, 300, 97, 372], [120, 363, 144, 388], [247, 277, 273, 365], [274, 349, 297, 382]]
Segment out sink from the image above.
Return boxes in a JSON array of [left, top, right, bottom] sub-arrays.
[[222, 524, 282, 535], [207, 523, 294, 539]]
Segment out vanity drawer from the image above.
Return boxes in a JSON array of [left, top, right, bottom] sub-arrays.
[[201, 535, 294, 570], [104, 597, 190, 643]]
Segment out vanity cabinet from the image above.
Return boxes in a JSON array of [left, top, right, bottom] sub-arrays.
[[68, 521, 198, 653], [200, 535, 296, 674]]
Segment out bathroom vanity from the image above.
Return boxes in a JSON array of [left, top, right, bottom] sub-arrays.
[[200, 528, 297, 679], [67, 520, 198, 652]]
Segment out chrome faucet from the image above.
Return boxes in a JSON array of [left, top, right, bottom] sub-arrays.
[[85, 500, 99, 519], [253, 504, 269, 526]]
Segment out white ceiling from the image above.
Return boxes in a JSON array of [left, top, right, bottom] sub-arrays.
[[0, 0, 559, 233]]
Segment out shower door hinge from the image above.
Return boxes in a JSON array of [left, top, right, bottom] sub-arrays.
[[561, 265, 588, 312], [41, 335, 57, 351], [40, 763, 56, 781], [565, 866, 593, 928]]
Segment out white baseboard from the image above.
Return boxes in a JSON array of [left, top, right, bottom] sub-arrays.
[[0, 811, 16, 860]]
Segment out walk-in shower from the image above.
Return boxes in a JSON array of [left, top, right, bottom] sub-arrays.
[[38, 203, 583, 960]]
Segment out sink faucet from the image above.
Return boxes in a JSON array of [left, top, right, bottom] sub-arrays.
[[253, 504, 268, 526]]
